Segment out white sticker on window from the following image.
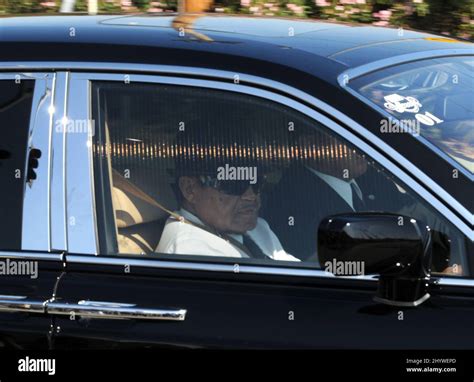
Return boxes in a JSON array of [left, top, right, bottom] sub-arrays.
[[383, 94, 443, 126], [383, 94, 422, 113]]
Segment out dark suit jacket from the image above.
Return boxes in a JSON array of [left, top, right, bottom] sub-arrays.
[[262, 164, 408, 261], [262, 165, 354, 261]]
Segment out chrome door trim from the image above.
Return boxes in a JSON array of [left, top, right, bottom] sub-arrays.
[[67, 254, 364, 278], [66, 254, 474, 289], [435, 278, 474, 287], [50, 72, 69, 251], [0, 295, 45, 314], [68, 71, 472, 244], [47, 300, 187, 321], [65, 75, 99, 255], [0, 61, 470, 226], [0, 251, 64, 262], [18, 73, 56, 251], [337, 51, 474, 182]]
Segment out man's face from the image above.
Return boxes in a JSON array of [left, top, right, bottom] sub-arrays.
[[179, 176, 261, 234]]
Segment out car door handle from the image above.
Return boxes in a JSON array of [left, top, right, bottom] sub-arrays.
[[46, 300, 187, 321]]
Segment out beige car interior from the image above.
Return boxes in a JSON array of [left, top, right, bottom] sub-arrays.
[[105, 125, 178, 255]]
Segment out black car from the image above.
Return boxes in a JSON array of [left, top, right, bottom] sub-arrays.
[[0, 14, 473, 350]]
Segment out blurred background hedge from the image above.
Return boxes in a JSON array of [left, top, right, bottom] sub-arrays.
[[0, 0, 472, 40]]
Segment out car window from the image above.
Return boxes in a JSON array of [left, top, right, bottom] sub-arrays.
[[0, 79, 34, 250], [348, 56, 474, 173], [91, 80, 469, 276]]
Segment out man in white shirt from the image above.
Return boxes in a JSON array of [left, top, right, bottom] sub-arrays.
[[157, 165, 298, 262]]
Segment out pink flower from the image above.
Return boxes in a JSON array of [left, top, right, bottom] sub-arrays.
[[241, 0, 251, 6], [40, 1, 56, 7], [147, 7, 163, 12], [294, 6, 304, 15], [373, 10, 391, 21], [315, 0, 330, 6]]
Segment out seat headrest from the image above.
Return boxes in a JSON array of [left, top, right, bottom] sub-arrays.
[[111, 169, 167, 228]]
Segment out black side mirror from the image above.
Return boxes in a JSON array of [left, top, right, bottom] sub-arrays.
[[318, 213, 432, 307]]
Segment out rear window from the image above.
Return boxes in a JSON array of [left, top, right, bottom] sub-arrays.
[[0, 79, 34, 250], [349, 56, 474, 173]]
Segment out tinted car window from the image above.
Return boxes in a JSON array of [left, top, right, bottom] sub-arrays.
[[0, 79, 34, 250], [349, 56, 474, 173], [92, 81, 468, 275]]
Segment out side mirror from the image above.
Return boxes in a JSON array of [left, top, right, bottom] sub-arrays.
[[318, 213, 432, 307]]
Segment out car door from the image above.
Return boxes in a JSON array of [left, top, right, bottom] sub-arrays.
[[49, 68, 473, 349], [0, 72, 65, 349]]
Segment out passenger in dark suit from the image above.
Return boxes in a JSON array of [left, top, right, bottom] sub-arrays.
[[262, 137, 407, 263], [262, 164, 358, 263]]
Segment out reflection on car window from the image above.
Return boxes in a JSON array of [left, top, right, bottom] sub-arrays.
[[0, 79, 34, 250], [349, 56, 474, 173], [92, 81, 468, 275]]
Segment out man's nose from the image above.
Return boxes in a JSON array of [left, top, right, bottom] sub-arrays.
[[240, 185, 258, 200]]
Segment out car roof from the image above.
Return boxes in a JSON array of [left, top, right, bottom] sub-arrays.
[[1, 14, 472, 80]]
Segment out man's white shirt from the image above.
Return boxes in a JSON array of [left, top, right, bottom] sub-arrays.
[[156, 209, 299, 262]]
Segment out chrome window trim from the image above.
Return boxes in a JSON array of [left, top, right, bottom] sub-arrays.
[[0, 61, 470, 226], [67, 255, 474, 288], [70, 71, 472, 243], [66, 254, 375, 280], [0, 251, 64, 262], [50, 72, 69, 251], [17, 73, 56, 252], [65, 76, 99, 255], [435, 278, 474, 287], [336, 49, 474, 82], [337, 50, 474, 182]]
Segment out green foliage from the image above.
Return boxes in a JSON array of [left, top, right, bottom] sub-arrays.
[[132, 0, 149, 9], [1, 0, 51, 13]]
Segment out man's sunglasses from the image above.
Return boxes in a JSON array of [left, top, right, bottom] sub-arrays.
[[198, 175, 270, 196]]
